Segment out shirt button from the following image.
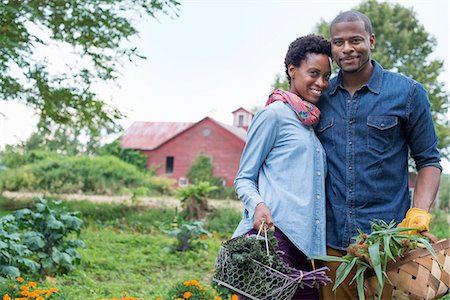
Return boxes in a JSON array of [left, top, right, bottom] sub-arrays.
[[316, 220, 320, 224], [316, 195, 320, 200], [349, 141, 353, 145], [381, 123, 385, 127], [349, 167, 352, 170], [316, 148, 320, 152], [317, 171, 321, 176]]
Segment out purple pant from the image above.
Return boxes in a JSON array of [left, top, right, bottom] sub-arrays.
[[238, 228, 319, 300]]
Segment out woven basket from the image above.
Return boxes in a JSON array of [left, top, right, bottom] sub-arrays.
[[364, 233, 450, 300]]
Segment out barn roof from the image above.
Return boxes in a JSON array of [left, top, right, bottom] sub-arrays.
[[121, 121, 194, 150]]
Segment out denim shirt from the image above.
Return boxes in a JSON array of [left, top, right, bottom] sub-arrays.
[[316, 60, 442, 250], [233, 101, 327, 258]]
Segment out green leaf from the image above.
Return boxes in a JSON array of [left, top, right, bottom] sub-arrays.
[[0, 265, 20, 278], [355, 266, 367, 300], [333, 257, 358, 291], [313, 255, 352, 263], [368, 242, 384, 298]]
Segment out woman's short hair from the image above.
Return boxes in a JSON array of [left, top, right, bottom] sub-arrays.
[[284, 34, 331, 83]]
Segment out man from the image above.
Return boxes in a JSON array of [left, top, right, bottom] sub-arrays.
[[315, 11, 442, 299]]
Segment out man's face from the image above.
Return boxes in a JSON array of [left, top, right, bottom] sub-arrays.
[[330, 20, 375, 73]]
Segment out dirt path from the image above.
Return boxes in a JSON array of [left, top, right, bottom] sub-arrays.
[[1, 191, 243, 211]]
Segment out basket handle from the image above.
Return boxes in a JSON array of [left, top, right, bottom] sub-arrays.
[[257, 221, 270, 257], [420, 231, 438, 243]]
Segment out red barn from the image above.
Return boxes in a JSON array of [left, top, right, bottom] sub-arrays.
[[121, 108, 253, 187]]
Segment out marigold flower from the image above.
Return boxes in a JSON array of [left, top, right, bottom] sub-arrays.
[[37, 297, 45, 300], [231, 294, 239, 300], [189, 280, 199, 286], [28, 282, 37, 288], [155, 298, 163, 300], [19, 286, 28, 291], [183, 292, 192, 299], [176, 298, 183, 300], [214, 296, 222, 300], [16, 277, 24, 283], [183, 280, 190, 286], [3, 294, 11, 300]]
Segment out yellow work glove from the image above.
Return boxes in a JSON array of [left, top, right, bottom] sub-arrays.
[[397, 207, 432, 236]]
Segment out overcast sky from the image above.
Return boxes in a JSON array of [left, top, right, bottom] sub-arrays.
[[0, 0, 449, 171]]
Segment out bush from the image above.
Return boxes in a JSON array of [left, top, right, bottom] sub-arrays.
[[0, 155, 151, 195], [0, 198, 84, 279], [178, 182, 218, 220]]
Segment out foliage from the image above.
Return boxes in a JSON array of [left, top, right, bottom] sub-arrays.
[[438, 174, 450, 210], [313, 0, 450, 158], [178, 182, 218, 220], [0, 155, 150, 194], [98, 139, 148, 170], [0, 198, 84, 279], [315, 219, 440, 300], [0, 276, 59, 299], [160, 216, 211, 252], [271, 73, 290, 91], [0, 0, 180, 139], [14, 198, 85, 277], [148, 176, 176, 196], [0, 144, 61, 169], [205, 208, 242, 238]]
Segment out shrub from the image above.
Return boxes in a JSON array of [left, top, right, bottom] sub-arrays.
[[177, 182, 218, 220], [160, 216, 211, 252], [0, 155, 151, 195], [0, 198, 85, 279], [148, 176, 176, 195]]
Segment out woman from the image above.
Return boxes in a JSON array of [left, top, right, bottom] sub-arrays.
[[232, 34, 331, 299]]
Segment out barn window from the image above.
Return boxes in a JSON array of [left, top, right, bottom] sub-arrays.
[[178, 177, 189, 187], [165, 156, 174, 174]]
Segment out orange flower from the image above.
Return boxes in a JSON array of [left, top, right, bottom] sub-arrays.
[[183, 280, 190, 286], [28, 282, 37, 288], [37, 297, 45, 300], [231, 294, 239, 300], [16, 277, 24, 283], [189, 280, 199, 286], [214, 296, 222, 300], [3, 294, 11, 300], [155, 298, 163, 300], [183, 291, 192, 299]]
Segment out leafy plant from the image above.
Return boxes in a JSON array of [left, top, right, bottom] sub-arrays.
[[160, 216, 211, 251], [13, 198, 85, 277], [315, 219, 440, 300], [177, 181, 218, 220]]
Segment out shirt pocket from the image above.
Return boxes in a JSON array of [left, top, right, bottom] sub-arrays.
[[367, 116, 399, 154]]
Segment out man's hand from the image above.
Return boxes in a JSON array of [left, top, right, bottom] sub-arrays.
[[397, 207, 432, 235], [253, 202, 275, 232]]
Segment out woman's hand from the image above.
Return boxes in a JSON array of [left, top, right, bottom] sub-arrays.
[[253, 202, 275, 232]]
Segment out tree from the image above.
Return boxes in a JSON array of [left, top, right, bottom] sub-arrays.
[[0, 0, 179, 138], [273, 0, 450, 158]]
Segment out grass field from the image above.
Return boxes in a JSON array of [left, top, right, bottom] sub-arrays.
[[0, 196, 448, 299]]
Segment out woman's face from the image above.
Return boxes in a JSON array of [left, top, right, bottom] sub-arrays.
[[288, 53, 331, 104]]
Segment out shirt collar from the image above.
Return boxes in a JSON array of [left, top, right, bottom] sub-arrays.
[[330, 60, 383, 95]]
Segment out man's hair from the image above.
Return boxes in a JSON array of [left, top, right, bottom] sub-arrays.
[[330, 11, 373, 35], [284, 34, 331, 83]]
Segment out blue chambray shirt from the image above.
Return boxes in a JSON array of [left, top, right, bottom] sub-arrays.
[[316, 60, 442, 250], [232, 101, 327, 258]]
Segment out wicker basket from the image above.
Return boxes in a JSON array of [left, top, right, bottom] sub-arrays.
[[364, 233, 450, 300]]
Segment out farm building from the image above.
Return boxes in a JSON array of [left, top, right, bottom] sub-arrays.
[[121, 108, 253, 187]]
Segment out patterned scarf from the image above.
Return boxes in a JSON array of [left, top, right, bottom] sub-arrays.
[[265, 89, 321, 127]]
